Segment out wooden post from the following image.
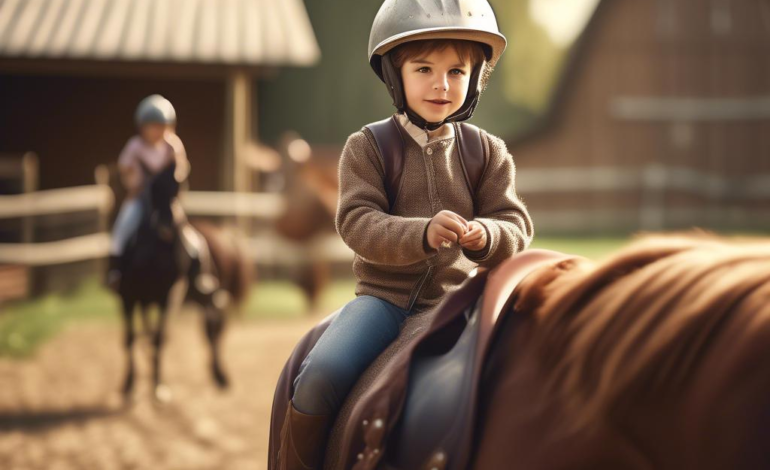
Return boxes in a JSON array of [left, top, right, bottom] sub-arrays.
[[639, 163, 666, 231], [94, 164, 112, 231], [222, 69, 254, 233], [94, 164, 113, 277], [21, 152, 38, 295]]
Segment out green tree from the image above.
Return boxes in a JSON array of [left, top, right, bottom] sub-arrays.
[[257, 0, 567, 145], [493, 0, 565, 113]]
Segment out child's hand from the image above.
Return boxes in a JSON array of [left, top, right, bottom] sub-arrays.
[[459, 220, 487, 252], [426, 210, 468, 250]]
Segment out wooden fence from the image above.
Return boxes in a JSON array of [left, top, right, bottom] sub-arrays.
[[3, 156, 768, 300], [0, 155, 115, 299], [0, 160, 353, 300], [0, 153, 38, 301], [517, 164, 770, 234]]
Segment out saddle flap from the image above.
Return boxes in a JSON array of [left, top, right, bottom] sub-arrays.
[[387, 297, 484, 469], [362, 250, 575, 470]]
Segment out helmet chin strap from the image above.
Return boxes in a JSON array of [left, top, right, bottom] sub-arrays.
[[405, 107, 445, 131], [381, 53, 483, 131]]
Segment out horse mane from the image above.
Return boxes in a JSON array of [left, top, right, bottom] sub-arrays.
[[515, 232, 770, 430]]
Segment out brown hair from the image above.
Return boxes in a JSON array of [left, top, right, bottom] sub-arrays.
[[389, 39, 492, 89]]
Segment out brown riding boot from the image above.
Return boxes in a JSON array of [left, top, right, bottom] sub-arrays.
[[278, 403, 332, 470]]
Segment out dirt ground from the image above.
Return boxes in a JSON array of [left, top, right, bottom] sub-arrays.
[[0, 311, 320, 470]]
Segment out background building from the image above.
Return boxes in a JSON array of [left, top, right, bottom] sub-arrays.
[[510, 0, 770, 233]]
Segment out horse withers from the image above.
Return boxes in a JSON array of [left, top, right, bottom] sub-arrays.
[[117, 163, 251, 402]]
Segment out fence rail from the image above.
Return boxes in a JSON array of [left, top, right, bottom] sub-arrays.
[[0, 185, 113, 219], [517, 165, 770, 200], [2, 163, 768, 294], [0, 187, 348, 267], [0, 233, 111, 265], [181, 191, 285, 218]]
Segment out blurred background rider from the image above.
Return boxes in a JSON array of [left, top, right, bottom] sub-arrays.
[[106, 94, 191, 290]]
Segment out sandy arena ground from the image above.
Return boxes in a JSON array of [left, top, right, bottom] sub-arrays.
[[0, 312, 319, 470]]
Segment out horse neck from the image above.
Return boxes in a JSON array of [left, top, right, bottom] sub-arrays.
[[129, 198, 181, 252]]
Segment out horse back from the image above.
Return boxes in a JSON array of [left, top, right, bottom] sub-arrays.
[[191, 222, 252, 305], [470, 255, 770, 470]]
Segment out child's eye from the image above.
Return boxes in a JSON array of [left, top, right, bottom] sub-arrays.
[[450, 68, 465, 75], [417, 67, 430, 73]]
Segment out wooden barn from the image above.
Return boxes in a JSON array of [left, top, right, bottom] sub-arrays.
[[511, 0, 770, 234], [0, 0, 320, 297], [0, 0, 319, 192]]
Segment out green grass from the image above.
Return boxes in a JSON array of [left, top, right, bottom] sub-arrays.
[[241, 236, 630, 322], [0, 277, 359, 358], [243, 279, 357, 320], [0, 279, 119, 358], [0, 237, 630, 358], [318, 279, 358, 313], [243, 282, 309, 320]]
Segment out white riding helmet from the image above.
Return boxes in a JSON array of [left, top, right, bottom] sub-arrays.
[[135, 94, 177, 127], [368, 0, 506, 79], [368, 0, 507, 129]]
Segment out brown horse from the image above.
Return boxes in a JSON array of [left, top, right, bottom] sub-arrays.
[[269, 234, 770, 469], [119, 164, 251, 402], [274, 150, 339, 310]]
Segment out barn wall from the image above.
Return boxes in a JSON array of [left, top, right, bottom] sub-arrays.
[[0, 75, 225, 192], [510, 0, 770, 234]]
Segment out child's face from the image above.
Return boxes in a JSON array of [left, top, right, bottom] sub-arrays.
[[140, 123, 168, 144], [400, 46, 472, 124]]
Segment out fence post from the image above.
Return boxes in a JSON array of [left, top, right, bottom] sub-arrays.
[[94, 164, 113, 279], [639, 163, 666, 231], [21, 152, 38, 294]]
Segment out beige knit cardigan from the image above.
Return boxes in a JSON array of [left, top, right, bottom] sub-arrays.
[[335, 116, 534, 312]]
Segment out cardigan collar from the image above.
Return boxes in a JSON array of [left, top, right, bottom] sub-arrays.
[[397, 113, 454, 148]]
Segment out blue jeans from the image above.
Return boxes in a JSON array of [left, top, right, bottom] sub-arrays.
[[109, 198, 143, 256], [292, 295, 411, 416]]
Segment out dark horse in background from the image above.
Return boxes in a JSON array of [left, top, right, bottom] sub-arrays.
[[118, 163, 251, 402], [269, 235, 770, 469]]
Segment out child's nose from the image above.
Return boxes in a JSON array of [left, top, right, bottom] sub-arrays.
[[433, 76, 449, 92]]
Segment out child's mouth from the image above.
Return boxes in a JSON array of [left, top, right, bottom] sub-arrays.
[[426, 99, 451, 106]]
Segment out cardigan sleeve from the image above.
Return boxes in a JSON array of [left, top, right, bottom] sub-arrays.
[[462, 132, 534, 267], [335, 130, 436, 267]]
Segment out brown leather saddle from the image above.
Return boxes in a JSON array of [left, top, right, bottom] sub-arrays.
[[347, 249, 574, 470], [268, 250, 574, 470]]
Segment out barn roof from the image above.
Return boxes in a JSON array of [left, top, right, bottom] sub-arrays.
[[510, 0, 770, 145], [0, 0, 320, 67]]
